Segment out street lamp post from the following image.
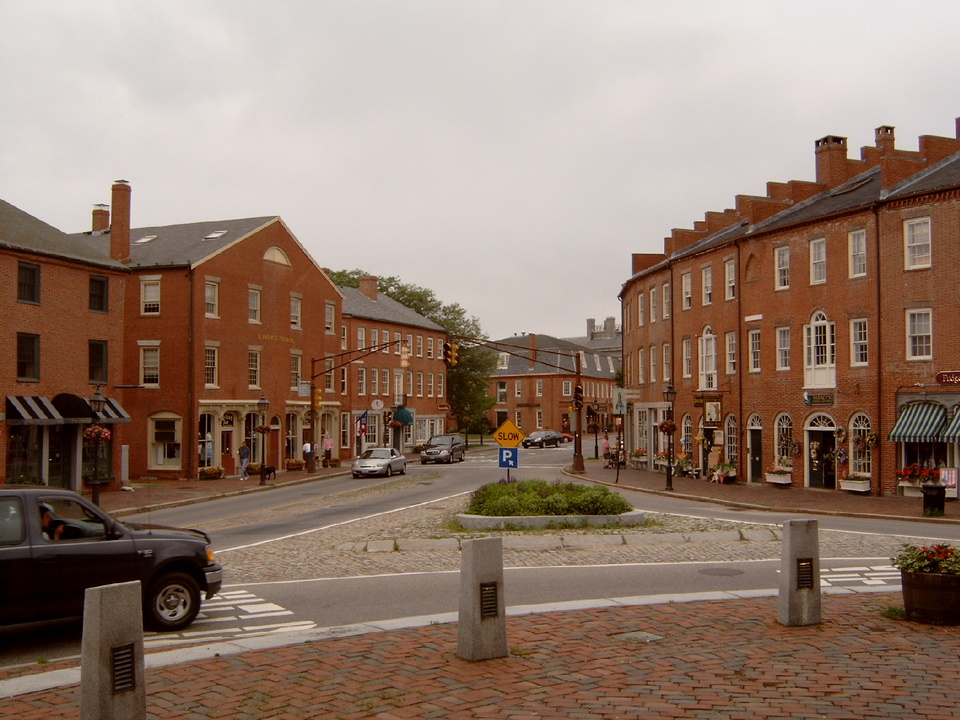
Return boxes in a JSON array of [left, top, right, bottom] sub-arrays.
[[663, 384, 678, 492], [592, 401, 601, 460], [88, 388, 106, 506], [257, 394, 270, 485]]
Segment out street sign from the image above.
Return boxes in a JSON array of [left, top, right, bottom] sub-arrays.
[[493, 419, 525, 448], [437, 403, 451, 411], [499, 447, 519, 469]]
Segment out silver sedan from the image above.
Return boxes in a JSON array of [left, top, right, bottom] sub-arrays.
[[352, 448, 407, 478]]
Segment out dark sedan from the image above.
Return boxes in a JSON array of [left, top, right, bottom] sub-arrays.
[[521, 430, 564, 448]]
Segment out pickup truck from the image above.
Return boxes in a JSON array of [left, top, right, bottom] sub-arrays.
[[0, 485, 222, 631]]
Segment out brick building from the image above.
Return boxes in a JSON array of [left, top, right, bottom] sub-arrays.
[[2, 198, 129, 490], [487, 333, 619, 442], [621, 120, 960, 496], [75, 182, 343, 481], [338, 276, 449, 454]]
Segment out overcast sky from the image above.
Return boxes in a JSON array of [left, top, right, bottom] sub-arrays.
[[3, 1, 960, 340]]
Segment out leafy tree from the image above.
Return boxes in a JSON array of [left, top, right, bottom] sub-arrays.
[[330, 269, 495, 432]]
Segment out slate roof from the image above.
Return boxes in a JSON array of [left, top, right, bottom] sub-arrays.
[[0, 198, 127, 270], [73, 216, 279, 269], [339, 286, 444, 332], [490, 334, 620, 379]]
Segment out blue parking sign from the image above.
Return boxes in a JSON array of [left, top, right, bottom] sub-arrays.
[[499, 447, 519, 468]]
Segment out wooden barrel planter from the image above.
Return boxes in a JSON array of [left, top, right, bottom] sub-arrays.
[[901, 570, 960, 625]]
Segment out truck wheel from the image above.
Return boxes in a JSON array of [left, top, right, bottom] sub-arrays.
[[145, 571, 201, 632]]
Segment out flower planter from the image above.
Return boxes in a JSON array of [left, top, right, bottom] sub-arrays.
[[765, 472, 792, 485], [901, 570, 960, 625], [198, 468, 224, 480], [839, 478, 871, 493], [898, 481, 922, 497]]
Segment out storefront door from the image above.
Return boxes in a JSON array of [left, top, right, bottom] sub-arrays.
[[808, 431, 836, 489], [47, 425, 72, 488]]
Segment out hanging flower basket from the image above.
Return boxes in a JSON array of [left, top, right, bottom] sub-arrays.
[[254, 425, 270, 434], [84, 425, 112, 442], [658, 420, 676, 434]]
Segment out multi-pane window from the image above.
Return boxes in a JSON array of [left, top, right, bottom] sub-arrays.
[[89, 275, 108, 312], [562, 380, 572, 396], [681, 272, 692, 309], [848, 229, 866, 277], [341, 325, 348, 351], [850, 319, 868, 366], [662, 283, 670, 318], [18, 262, 40, 304], [810, 238, 826, 284], [17, 333, 39, 380], [725, 414, 738, 463], [204, 346, 218, 386], [382, 368, 389, 395], [682, 338, 692, 378], [427, 337, 434, 358], [416, 335, 423, 357], [515, 380, 522, 397], [428, 373, 435, 397], [415, 371, 423, 397], [725, 332, 736, 374], [205, 281, 219, 316], [904, 218, 931, 269], [141, 279, 161, 315], [748, 330, 761, 372], [290, 353, 302, 390], [291, 295, 302, 329], [701, 266, 713, 305], [663, 343, 671, 382], [248, 288, 261, 323], [637, 292, 645, 326], [649, 346, 657, 383], [650, 288, 657, 323], [140, 346, 160, 385], [851, 413, 873, 475], [357, 327, 366, 350], [803, 311, 836, 387], [776, 414, 793, 465], [497, 382, 507, 404], [371, 366, 379, 395], [776, 327, 791, 370], [325, 303, 335, 333], [907, 309, 932, 359], [89, 340, 108, 384], [437, 372, 444, 397], [394, 332, 401, 354], [536, 380, 543, 397], [324, 357, 335, 391], [497, 352, 509, 369], [725, 259, 736, 300], [248, 350, 261, 388], [775, 246, 790, 289], [638, 351, 645, 385], [698, 328, 717, 390], [358, 367, 367, 395]]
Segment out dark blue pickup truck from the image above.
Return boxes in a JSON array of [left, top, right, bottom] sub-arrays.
[[0, 485, 222, 631]]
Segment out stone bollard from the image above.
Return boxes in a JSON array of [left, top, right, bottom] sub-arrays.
[[80, 581, 146, 720], [777, 518, 821, 626], [457, 537, 508, 661]]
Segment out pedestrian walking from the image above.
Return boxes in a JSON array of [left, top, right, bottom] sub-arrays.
[[238, 441, 250, 480], [602, 434, 611, 468]]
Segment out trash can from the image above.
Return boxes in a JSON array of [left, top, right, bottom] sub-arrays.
[[921, 483, 946, 517]]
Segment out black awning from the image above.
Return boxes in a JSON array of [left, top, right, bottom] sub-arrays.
[[5, 396, 63, 425], [50, 393, 132, 425], [96, 397, 132, 424]]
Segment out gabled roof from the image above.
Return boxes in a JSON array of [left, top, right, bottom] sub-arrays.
[[73, 216, 278, 269], [0, 198, 127, 270], [490, 334, 620, 379], [885, 151, 960, 199], [339, 286, 444, 332]]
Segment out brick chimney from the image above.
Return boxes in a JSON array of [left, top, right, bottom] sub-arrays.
[[528, 333, 537, 369], [110, 180, 131, 263], [815, 135, 850, 187], [91, 203, 109, 232], [875, 125, 896, 155], [359, 275, 379, 300]]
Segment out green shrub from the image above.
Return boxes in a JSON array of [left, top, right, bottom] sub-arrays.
[[467, 479, 632, 517]]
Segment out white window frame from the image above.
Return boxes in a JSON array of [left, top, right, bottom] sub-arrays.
[[649, 288, 657, 323], [204, 280, 219, 318], [141, 277, 161, 316], [248, 287, 262, 324], [803, 311, 836, 387], [682, 338, 692, 378], [248, 349, 261, 389], [850, 319, 868, 367], [324, 302, 335, 334], [663, 343, 671, 383], [776, 327, 791, 370], [662, 282, 671, 319], [904, 218, 931, 270], [290, 294, 302, 330], [497, 352, 509, 370], [649, 346, 657, 383], [848, 229, 866, 278], [725, 332, 736, 374], [748, 329, 761, 373], [698, 327, 717, 390], [906, 309, 932, 360], [724, 259, 736, 300], [681, 272, 692, 310], [638, 351, 645, 385], [140, 343, 160, 386], [637, 291, 645, 326], [358, 367, 367, 396], [290, 352, 302, 390], [810, 238, 826, 285], [701, 266, 713, 305], [775, 246, 790, 290], [204, 344, 219, 387], [536, 379, 543, 397]]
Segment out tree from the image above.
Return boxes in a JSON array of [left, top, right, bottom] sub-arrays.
[[330, 269, 495, 432]]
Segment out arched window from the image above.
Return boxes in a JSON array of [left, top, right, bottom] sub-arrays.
[[682, 414, 693, 454], [803, 311, 836, 388], [851, 413, 873, 475], [263, 246, 292, 266], [725, 414, 737, 463], [776, 413, 793, 466]]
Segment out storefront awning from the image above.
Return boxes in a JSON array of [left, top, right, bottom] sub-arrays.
[[5, 396, 64, 425], [940, 410, 960, 443], [94, 397, 132, 424], [49, 393, 132, 425], [888, 402, 947, 442]]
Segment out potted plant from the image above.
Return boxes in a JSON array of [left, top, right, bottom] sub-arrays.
[[328, 458, 341, 468], [653, 451, 670, 470], [892, 543, 960, 625], [630, 449, 648, 469], [896, 464, 940, 497], [198, 466, 224, 480], [765, 464, 792, 485], [711, 461, 737, 483], [838, 472, 871, 493], [285, 458, 305, 471]]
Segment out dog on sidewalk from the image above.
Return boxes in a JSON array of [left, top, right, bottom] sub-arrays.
[[259, 465, 277, 481]]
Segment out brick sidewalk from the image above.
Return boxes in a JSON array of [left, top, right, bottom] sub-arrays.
[[3, 592, 958, 719]]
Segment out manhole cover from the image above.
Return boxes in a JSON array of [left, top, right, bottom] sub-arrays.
[[613, 631, 664, 643], [698, 567, 744, 576]]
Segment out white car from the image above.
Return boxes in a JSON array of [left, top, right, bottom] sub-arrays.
[[352, 448, 407, 478]]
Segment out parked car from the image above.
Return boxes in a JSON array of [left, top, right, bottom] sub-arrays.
[[352, 447, 407, 477], [560, 432, 574, 443], [420, 434, 466, 464], [522, 430, 564, 448], [0, 485, 222, 632]]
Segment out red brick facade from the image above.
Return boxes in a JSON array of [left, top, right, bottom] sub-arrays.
[[622, 120, 960, 495]]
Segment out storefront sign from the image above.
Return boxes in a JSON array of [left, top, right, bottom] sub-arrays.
[[936, 371, 960, 385], [803, 392, 834, 406]]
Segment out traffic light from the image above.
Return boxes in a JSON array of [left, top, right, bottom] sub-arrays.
[[573, 384, 584, 410], [384, 410, 393, 425], [443, 341, 458, 366]]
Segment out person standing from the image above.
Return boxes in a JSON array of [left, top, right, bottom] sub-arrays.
[[303, 439, 314, 465], [323, 432, 333, 463], [602, 434, 611, 468], [238, 441, 250, 480]]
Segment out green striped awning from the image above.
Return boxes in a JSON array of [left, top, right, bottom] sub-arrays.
[[888, 402, 947, 442], [941, 410, 960, 443]]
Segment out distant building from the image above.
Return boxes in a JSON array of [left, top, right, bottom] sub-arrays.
[[563, 316, 622, 358], [621, 120, 960, 495]]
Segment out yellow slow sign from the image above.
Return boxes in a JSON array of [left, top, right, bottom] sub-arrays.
[[493, 419, 525, 448]]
